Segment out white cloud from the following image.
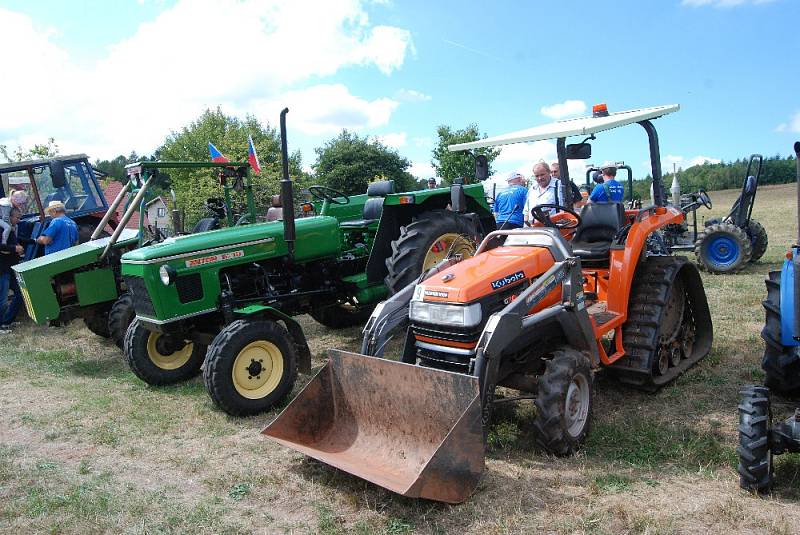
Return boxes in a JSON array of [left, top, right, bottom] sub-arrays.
[[0, 0, 412, 158], [373, 132, 407, 148], [412, 136, 432, 148], [396, 89, 431, 102], [540, 100, 586, 120], [681, 0, 776, 7], [494, 140, 556, 168], [409, 161, 435, 179], [664, 154, 722, 170], [775, 123, 787, 133]]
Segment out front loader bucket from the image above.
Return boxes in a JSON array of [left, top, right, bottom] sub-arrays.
[[262, 350, 485, 503]]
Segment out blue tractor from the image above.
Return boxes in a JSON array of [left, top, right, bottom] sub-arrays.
[[737, 141, 800, 492], [0, 154, 113, 260]]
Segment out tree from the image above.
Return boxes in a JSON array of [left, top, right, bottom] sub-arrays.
[[313, 130, 417, 195], [156, 108, 306, 227], [431, 124, 501, 185], [0, 138, 60, 162]]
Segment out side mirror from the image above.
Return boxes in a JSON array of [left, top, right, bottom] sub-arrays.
[[475, 154, 489, 181], [565, 143, 592, 160], [49, 161, 66, 188]]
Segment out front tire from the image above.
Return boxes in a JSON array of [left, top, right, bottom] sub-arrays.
[[123, 319, 206, 385], [694, 222, 752, 274], [737, 385, 773, 492], [204, 319, 298, 416], [384, 210, 479, 294], [533, 348, 593, 455], [108, 293, 135, 349]]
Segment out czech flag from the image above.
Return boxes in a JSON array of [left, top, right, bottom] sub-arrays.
[[208, 142, 229, 163], [248, 135, 261, 175]]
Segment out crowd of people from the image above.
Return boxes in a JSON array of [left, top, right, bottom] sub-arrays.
[[0, 195, 78, 334], [493, 161, 624, 229]]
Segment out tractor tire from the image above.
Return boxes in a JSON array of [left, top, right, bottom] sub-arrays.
[[613, 257, 713, 390], [737, 385, 773, 493], [694, 222, 752, 274], [703, 217, 721, 228], [204, 319, 298, 416], [309, 303, 375, 329], [123, 319, 206, 385], [533, 348, 593, 456], [384, 210, 479, 295], [83, 309, 111, 338], [747, 219, 768, 262], [761, 270, 800, 394], [108, 293, 135, 349], [192, 217, 220, 234]]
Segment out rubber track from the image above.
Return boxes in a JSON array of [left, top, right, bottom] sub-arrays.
[[736, 385, 772, 492], [761, 271, 800, 393], [611, 256, 712, 390]]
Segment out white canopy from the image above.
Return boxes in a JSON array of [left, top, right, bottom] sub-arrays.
[[448, 104, 679, 152]]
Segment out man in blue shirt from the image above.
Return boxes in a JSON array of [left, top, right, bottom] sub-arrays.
[[493, 172, 528, 229], [37, 201, 78, 254], [589, 162, 625, 203]]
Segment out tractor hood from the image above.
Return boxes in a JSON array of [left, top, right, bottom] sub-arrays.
[[418, 245, 556, 304], [121, 216, 340, 264], [14, 229, 139, 275]]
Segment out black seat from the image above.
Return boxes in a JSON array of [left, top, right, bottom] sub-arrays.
[[340, 180, 395, 228], [570, 202, 625, 265]]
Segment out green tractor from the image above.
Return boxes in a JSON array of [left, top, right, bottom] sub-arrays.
[[13, 160, 255, 348], [120, 108, 495, 416]]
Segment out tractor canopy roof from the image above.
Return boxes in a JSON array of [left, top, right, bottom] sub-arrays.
[[447, 104, 679, 152], [0, 154, 93, 173]]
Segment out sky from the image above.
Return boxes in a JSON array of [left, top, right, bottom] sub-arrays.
[[1, 0, 798, 190]]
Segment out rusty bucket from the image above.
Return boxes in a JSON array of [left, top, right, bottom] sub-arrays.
[[262, 350, 485, 503]]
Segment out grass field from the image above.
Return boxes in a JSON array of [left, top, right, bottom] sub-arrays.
[[2, 184, 800, 534]]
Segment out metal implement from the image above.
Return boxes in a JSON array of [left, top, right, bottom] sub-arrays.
[[262, 350, 484, 503]]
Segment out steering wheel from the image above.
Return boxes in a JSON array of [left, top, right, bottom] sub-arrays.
[[697, 189, 712, 209], [530, 204, 582, 229], [309, 185, 350, 205]]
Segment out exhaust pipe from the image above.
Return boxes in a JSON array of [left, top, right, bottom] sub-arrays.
[[280, 108, 295, 261]]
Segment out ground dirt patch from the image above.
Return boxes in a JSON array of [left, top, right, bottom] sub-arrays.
[[2, 184, 800, 533]]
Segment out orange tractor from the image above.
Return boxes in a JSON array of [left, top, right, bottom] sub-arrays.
[[263, 104, 713, 503]]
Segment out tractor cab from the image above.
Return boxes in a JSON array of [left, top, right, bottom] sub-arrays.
[[0, 154, 111, 260]]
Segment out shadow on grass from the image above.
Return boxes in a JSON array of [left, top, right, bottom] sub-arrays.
[[67, 358, 129, 379]]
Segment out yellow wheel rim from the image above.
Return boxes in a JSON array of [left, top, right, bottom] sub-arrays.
[[231, 341, 284, 400], [422, 233, 476, 270], [146, 333, 194, 370]]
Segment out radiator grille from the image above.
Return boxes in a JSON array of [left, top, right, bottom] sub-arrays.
[[176, 274, 203, 304], [124, 276, 155, 317]]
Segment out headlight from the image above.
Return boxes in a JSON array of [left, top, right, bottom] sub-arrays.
[[409, 301, 482, 327], [159, 264, 177, 285]]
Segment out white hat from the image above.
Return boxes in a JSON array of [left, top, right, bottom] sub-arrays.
[[600, 161, 616, 170], [507, 171, 524, 182], [45, 200, 66, 215]]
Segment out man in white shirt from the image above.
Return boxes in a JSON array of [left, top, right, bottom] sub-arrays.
[[524, 162, 563, 224]]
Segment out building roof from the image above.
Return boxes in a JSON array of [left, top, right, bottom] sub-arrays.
[[103, 181, 141, 230]]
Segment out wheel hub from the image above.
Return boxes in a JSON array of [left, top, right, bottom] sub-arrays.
[[422, 233, 476, 270], [565, 375, 590, 438], [246, 359, 264, 379], [232, 341, 284, 400]]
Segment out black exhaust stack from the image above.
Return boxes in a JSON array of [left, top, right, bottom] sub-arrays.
[[280, 108, 295, 260]]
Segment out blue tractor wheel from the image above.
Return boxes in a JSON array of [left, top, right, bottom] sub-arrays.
[[694, 222, 752, 274]]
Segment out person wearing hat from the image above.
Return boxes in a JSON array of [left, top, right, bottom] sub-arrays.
[[37, 200, 78, 255], [588, 162, 624, 203], [493, 171, 528, 230]]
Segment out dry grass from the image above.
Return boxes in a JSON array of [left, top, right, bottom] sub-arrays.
[[2, 183, 800, 533]]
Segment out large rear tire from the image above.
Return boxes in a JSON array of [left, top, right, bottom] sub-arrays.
[[747, 219, 768, 262], [533, 348, 593, 456], [761, 270, 800, 394], [204, 319, 298, 416], [83, 309, 111, 338], [192, 217, 220, 234], [123, 319, 206, 385], [108, 293, 135, 349], [309, 302, 375, 329], [694, 222, 752, 274], [384, 210, 479, 295], [737, 385, 773, 493]]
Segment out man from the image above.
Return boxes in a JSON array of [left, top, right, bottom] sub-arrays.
[[37, 201, 78, 254], [0, 208, 24, 332], [493, 171, 527, 230], [589, 162, 625, 203], [524, 162, 563, 224], [551, 160, 584, 209], [427, 177, 437, 189]]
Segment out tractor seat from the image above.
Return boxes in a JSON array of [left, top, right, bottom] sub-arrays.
[[570, 202, 625, 265], [340, 180, 395, 229], [266, 194, 283, 222]]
